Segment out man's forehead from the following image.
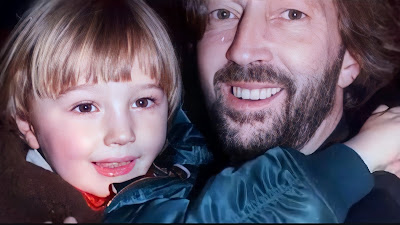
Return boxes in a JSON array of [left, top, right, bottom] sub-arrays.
[[206, 0, 334, 11]]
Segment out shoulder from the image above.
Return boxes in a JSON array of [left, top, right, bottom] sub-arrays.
[[0, 128, 102, 223], [346, 171, 400, 223]]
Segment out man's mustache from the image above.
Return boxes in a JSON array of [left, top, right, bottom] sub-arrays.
[[213, 62, 295, 92]]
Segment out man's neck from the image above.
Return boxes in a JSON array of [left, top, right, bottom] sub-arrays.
[[300, 104, 344, 155]]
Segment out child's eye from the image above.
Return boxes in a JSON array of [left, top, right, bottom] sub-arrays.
[[281, 9, 307, 20], [132, 98, 154, 108], [73, 103, 97, 113]]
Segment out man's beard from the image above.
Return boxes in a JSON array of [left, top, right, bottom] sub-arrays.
[[210, 48, 345, 164]]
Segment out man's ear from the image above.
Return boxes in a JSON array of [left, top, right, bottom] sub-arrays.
[[15, 116, 40, 149], [338, 50, 360, 88]]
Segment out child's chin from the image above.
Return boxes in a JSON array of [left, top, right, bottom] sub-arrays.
[[81, 183, 113, 198], [112, 171, 142, 183]]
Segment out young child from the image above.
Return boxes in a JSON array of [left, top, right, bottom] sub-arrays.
[[1, 0, 399, 223], [0, 0, 190, 222]]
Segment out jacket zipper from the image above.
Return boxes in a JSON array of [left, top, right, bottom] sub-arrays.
[[106, 164, 170, 207]]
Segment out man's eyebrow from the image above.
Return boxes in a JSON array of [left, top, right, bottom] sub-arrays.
[[208, 0, 243, 7], [307, 0, 324, 12]]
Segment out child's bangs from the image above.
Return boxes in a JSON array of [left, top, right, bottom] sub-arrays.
[[33, 1, 165, 99]]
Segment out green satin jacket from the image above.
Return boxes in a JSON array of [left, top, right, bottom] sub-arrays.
[[103, 109, 373, 223]]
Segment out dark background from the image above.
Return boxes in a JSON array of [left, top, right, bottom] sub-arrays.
[[0, 1, 32, 45]]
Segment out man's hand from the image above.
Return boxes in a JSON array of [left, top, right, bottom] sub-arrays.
[[345, 105, 400, 175]]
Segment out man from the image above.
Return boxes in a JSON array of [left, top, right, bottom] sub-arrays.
[[184, 0, 400, 222], [102, 0, 400, 223]]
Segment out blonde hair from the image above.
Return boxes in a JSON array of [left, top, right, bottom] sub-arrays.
[[0, 0, 181, 128]]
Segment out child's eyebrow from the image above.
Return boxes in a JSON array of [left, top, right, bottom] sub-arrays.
[[137, 84, 163, 91], [62, 84, 96, 93], [59, 83, 163, 96]]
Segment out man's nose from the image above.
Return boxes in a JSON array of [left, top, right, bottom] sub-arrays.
[[103, 111, 135, 146], [226, 10, 273, 66]]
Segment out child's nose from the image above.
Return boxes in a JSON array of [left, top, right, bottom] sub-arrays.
[[103, 113, 135, 146]]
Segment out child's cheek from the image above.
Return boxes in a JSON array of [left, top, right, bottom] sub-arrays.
[[39, 118, 97, 161], [59, 120, 99, 158]]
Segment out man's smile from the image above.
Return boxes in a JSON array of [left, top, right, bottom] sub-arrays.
[[220, 82, 285, 110], [232, 86, 282, 100]]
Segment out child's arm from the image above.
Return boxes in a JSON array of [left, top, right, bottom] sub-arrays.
[[104, 105, 400, 223]]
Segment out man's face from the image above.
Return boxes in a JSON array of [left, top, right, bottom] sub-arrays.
[[197, 0, 346, 161]]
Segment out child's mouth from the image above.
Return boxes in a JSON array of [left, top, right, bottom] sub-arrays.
[[95, 161, 131, 168], [92, 158, 136, 177]]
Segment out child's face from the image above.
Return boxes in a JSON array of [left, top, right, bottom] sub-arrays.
[[26, 68, 168, 197]]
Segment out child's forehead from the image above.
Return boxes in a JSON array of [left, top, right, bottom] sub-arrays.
[[58, 71, 162, 96], [56, 80, 163, 99], [44, 47, 164, 96]]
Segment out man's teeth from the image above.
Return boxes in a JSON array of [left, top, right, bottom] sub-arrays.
[[95, 161, 131, 168], [232, 87, 281, 100]]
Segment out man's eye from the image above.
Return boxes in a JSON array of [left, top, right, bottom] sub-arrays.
[[132, 98, 154, 108], [281, 9, 306, 20], [211, 9, 236, 20], [73, 103, 97, 113]]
